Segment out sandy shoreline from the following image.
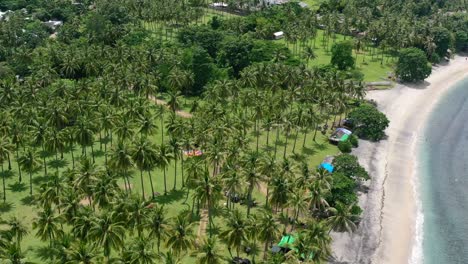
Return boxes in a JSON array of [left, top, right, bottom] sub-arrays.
[[331, 55, 468, 264]]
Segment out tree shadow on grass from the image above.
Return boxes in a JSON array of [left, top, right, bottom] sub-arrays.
[[21, 195, 36, 206], [8, 182, 27, 192], [0, 170, 14, 180], [312, 141, 328, 151], [154, 189, 186, 205], [290, 153, 306, 162], [0, 202, 14, 213], [93, 150, 105, 158], [301, 146, 318, 156], [49, 159, 69, 170], [207, 223, 221, 236], [34, 246, 54, 262], [32, 174, 49, 185]]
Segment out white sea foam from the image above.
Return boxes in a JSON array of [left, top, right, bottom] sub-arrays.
[[409, 133, 424, 264]]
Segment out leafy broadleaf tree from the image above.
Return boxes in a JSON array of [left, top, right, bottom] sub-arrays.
[[396, 48, 432, 82]]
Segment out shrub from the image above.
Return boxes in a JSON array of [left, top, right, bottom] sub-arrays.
[[333, 154, 369, 180], [348, 104, 389, 141], [338, 140, 352, 153], [349, 135, 359, 148]]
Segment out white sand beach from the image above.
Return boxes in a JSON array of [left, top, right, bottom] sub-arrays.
[[331, 56, 468, 264]]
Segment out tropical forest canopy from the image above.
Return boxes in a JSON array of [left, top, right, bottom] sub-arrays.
[[0, 0, 466, 263]]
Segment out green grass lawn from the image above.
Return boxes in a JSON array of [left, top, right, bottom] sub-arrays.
[[0, 107, 338, 262], [278, 29, 396, 82]]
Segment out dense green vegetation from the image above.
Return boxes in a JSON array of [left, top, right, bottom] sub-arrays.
[[0, 0, 466, 263]]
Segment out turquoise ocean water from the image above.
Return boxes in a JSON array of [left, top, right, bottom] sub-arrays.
[[420, 77, 468, 263]]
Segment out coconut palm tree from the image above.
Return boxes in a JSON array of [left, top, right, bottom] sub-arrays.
[[157, 144, 174, 195], [192, 169, 223, 237], [327, 202, 358, 233], [0, 136, 13, 202], [241, 151, 263, 216], [257, 209, 281, 260], [108, 142, 134, 194], [124, 195, 149, 238], [220, 209, 247, 257], [1, 217, 28, 251], [74, 116, 96, 162], [18, 148, 41, 195], [65, 241, 100, 264], [192, 237, 225, 264], [122, 236, 158, 264], [131, 137, 158, 199], [89, 210, 126, 262], [166, 214, 196, 257], [73, 158, 100, 206], [32, 207, 65, 247], [144, 204, 169, 253], [157, 250, 182, 264], [92, 172, 119, 209]]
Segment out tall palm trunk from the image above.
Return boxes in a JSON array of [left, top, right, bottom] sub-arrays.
[[283, 131, 289, 159], [266, 128, 270, 147], [29, 171, 33, 195], [247, 185, 253, 216], [302, 128, 308, 148], [140, 170, 145, 199], [7, 153, 11, 170], [42, 145, 47, 175], [90, 145, 95, 163], [144, 169, 154, 200], [274, 128, 280, 158], [163, 168, 168, 195], [172, 158, 177, 190], [2, 164, 6, 202], [16, 148, 22, 182], [70, 143, 75, 169], [292, 129, 299, 153], [181, 155, 185, 187]]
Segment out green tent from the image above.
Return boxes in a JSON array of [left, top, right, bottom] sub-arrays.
[[278, 235, 295, 248], [341, 133, 349, 142]]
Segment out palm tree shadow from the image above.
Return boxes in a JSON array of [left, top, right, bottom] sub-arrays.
[[0, 170, 14, 179], [93, 150, 105, 158], [154, 189, 186, 204], [21, 195, 36, 206], [290, 153, 306, 162], [8, 182, 27, 192], [0, 202, 14, 213], [312, 142, 327, 151], [32, 175, 49, 185], [34, 246, 54, 262], [301, 146, 317, 156], [49, 159, 69, 169], [207, 223, 221, 236]]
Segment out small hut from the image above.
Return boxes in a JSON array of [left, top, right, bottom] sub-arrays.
[[273, 31, 284, 40], [329, 128, 352, 143]]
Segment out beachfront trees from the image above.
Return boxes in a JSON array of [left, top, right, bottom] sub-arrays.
[[396, 48, 432, 82], [347, 104, 389, 141]]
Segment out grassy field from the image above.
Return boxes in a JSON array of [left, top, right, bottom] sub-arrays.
[[278, 29, 396, 82], [0, 104, 338, 262]]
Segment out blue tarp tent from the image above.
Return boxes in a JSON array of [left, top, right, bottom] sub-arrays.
[[319, 162, 334, 173]]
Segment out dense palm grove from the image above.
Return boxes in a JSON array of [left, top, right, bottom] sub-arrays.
[[0, 0, 466, 263]]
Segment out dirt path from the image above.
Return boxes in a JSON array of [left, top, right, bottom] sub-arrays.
[[148, 96, 193, 118], [197, 209, 209, 240]]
